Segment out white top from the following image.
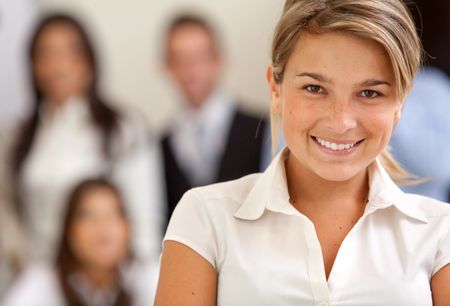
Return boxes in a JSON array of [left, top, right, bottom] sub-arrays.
[[0, 97, 165, 262], [169, 90, 235, 185], [1, 261, 159, 306], [164, 149, 450, 306]]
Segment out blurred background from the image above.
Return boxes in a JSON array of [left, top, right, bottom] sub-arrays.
[[0, 0, 282, 132], [0, 0, 449, 305], [0, 1, 284, 305]]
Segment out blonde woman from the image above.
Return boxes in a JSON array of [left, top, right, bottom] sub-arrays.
[[155, 0, 450, 305]]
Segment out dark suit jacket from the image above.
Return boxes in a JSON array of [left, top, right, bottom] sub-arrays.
[[161, 109, 267, 225]]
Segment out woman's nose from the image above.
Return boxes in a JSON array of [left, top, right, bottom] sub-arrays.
[[325, 99, 357, 134]]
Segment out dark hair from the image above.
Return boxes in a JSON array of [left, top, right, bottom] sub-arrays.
[[165, 13, 220, 59], [11, 13, 120, 214], [56, 178, 132, 306]]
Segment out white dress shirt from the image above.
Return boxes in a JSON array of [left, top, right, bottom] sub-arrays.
[[169, 91, 235, 186], [165, 148, 450, 306], [2, 97, 164, 262]]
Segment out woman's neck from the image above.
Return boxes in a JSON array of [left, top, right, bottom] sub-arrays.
[[79, 266, 118, 290], [285, 153, 369, 212]]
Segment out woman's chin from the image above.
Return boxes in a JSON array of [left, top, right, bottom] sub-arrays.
[[312, 162, 367, 183]]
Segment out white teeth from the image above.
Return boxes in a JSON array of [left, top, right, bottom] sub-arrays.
[[315, 137, 357, 151]]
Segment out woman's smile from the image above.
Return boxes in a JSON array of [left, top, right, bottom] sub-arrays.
[[310, 135, 365, 156]]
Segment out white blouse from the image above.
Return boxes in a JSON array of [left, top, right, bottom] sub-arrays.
[[0, 97, 164, 263], [164, 149, 450, 306]]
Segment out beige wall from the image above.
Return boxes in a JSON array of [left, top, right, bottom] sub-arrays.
[[38, 0, 283, 133], [0, 0, 37, 127]]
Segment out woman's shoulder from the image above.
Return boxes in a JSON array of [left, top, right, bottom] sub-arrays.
[[402, 194, 450, 277], [168, 172, 264, 234], [183, 173, 263, 212], [401, 192, 450, 220], [166, 173, 263, 268]]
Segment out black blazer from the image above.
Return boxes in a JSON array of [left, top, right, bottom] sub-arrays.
[[161, 109, 267, 225]]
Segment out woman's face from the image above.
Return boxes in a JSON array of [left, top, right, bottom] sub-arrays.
[[69, 187, 130, 271], [269, 31, 401, 182], [33, 23, 92, 105]]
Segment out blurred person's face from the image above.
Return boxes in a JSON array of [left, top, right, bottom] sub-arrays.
[[268, 31, 401, 183], [69, 187, 129, 272], [166, 24, 221, 108], [33, 23, 93, 106]]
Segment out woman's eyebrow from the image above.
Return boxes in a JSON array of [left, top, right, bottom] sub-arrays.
[[296, 72, 333, 84], [295, 73, 392, 87], [360, 78, 391, 87]]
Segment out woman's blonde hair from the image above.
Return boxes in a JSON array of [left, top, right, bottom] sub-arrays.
[[270, 0, 423, 183]]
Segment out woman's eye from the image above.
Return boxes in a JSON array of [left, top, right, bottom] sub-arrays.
[[304, 85, 325, 94], [360, 90, 381, 98]]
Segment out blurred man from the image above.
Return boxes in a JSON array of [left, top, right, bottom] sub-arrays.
[[160, 14, 267, 222]]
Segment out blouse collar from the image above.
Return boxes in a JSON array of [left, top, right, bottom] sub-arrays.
[[39, 96, 90, 126], [234, 148, 428, 224]]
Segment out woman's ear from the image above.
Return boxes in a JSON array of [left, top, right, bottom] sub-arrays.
[[394, 110, 401, 124], [266, 65, 282, 114], [393, 101, 403, 125]]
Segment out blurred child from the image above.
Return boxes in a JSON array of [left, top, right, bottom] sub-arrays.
[[2, 178, 158, 306]]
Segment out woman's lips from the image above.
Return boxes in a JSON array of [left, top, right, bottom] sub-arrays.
[[311, 135, 364, 154]]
